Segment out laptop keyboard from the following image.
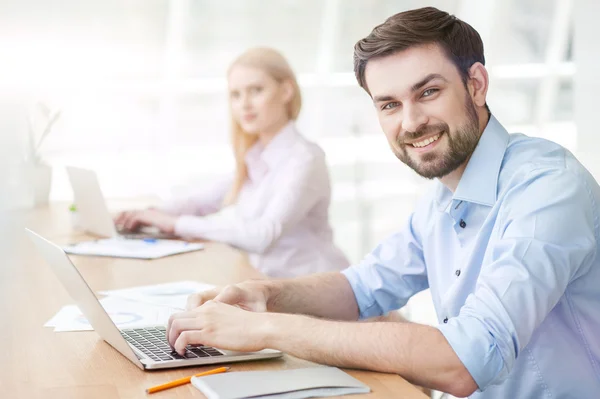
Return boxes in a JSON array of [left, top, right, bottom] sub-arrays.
[[116, 225, 173, 240], [121, 326, 224, 362]]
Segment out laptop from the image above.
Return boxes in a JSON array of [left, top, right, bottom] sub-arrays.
[[26, 229, 283, 370], [65, 166, 171, 239]]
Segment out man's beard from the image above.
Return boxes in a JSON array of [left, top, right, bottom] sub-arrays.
[[392, 97, 480, 179]]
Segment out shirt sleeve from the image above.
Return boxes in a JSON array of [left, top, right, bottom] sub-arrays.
[[341, 206, 430, 319], [158, 175, 232, 217], [173, 153, 330, 254], [437, 167, 598, 391]]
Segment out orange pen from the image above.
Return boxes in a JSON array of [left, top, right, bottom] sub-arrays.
[[146, 366, 230, 394]]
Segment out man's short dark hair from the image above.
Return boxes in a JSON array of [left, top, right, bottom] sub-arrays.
[[354, 7, 486, 95]]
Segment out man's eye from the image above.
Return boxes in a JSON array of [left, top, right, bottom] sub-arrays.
[[422, 88, 439, 97], [382, 102, 400, 110]]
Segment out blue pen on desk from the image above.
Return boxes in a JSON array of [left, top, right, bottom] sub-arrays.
[[143, 238, 158, 244]]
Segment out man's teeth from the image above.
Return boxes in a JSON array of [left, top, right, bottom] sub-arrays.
[[412, 134, 440, 148]]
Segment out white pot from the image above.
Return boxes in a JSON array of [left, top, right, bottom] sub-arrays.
[[32, 163, 52, 206], [70, 210, 80, 230]]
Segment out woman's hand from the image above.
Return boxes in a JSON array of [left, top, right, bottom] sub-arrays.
[[114, 209, 177, 234]]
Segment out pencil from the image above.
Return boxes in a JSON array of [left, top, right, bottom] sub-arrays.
[[146, 366, 230, 394]]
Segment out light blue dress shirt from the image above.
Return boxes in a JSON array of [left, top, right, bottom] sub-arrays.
[[342, 116, 600, 398]]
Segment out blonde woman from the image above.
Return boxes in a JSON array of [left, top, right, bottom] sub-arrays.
[[115, 48, 349, 278]]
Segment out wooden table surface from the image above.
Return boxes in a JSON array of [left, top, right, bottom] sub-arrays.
[[0, 203, 428, 399]]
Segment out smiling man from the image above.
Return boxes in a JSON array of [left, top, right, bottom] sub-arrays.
[[167, 7, 600, 398]]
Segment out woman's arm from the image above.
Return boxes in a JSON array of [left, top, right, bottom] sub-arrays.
[[159, 175, 232, 217], [174, 154, 329, 253]]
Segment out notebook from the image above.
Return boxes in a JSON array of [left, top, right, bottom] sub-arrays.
[[63, 238, 204, 259], [191, 367, 371, 399]]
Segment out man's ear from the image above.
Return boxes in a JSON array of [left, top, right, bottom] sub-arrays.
[[467, 62, 489, 108]]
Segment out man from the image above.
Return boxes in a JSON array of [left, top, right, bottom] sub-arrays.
[[167, 7, 600, 398]]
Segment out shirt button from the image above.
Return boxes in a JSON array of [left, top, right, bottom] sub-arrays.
[[443, 317, 448, 324], [459, 219, 466, 228], [455, 269, 461, 277]]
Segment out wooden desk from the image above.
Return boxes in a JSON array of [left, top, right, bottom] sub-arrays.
[[0, 204, 427, 399]]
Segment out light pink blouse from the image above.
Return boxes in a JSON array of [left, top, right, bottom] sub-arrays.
[[160, 122, 349, 278]]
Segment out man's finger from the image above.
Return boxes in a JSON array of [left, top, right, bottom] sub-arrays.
[[174, 330, 205, 355], [166, 311, 200, 346], [214, 285, 245, 306], [186, 289, 219, 310]]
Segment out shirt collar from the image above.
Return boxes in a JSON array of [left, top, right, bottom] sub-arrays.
[[435, 115, 510, 210], [245, 121, 299, 179]]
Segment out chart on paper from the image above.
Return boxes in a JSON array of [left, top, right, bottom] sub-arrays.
[[99, 280, 215, 309], [45, 296, 179, 332]]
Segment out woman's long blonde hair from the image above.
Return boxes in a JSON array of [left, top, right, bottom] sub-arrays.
[[222, 47, 302, 206]]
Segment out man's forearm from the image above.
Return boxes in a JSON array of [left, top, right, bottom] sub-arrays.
[[263, 272, 359, 321], [262, 313, 477, 397]]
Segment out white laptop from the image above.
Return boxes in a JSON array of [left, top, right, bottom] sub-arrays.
[[26, 229, 282, 370], [65, 166, 171, 239]]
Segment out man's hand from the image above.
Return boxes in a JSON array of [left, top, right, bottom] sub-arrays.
[[186, 281, 270, 312], [171, 284, 476, 397], [167, 300, 271, 354], [187, 273, 359, 321], [114, 209, 177, 234]]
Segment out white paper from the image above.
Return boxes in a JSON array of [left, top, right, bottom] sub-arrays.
[[99, 280, 215, 310], [44, 297, 179, 332], [232, 387, 370, 399], [191, 367, 370, 399], [63, 238, 204, 259]]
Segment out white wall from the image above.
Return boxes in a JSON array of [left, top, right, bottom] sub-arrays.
[[574, 0, 600, 178]]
